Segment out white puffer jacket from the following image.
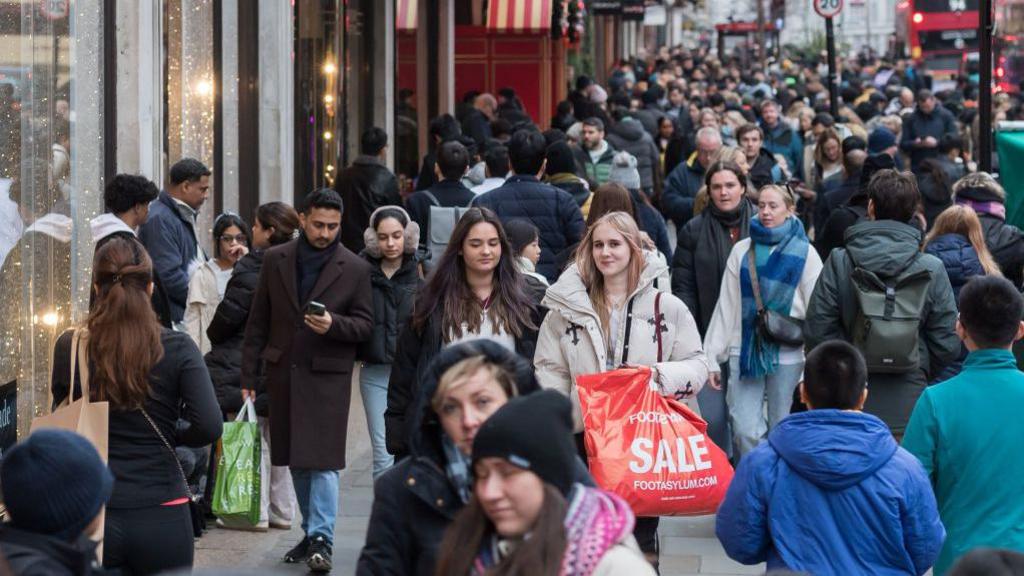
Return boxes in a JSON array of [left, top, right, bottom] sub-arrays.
[[535, 257, 710, 432]]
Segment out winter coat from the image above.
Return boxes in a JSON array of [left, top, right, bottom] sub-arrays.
[[359, 254, 422, 364], [634, 104, 667, 140], [978, 214, 1024, 287], [662, 153, 706, 228], [703, 237, 823, 367], [338, 155, 402, 254], [138, 191, 201, 322], [606, 118, 662, 193], [813, 171, 860, 257], [815, 191, 868, 261], [535, 257, 710, 431], [474, 174, 587, 282], [358, 341, 545, 576], [384, 281, 546, 457], [716, 410, 944, 575], [461, 108, 492, 148], [747, 148, 785, 191], [903, 349, 1024, 575], [549, 173, 593, 219], [573, 142, 617, 187], [593, 540, 658, 576], [405, 179, 477, 253], [205, 250, 269, 416], [899, 105, 958, 170], [924, 234, 984, 300], [803, 220, 960, 433], [241, 239, 374, 469], [632, 191, 673, 262], [762, 121, 804, 181], [184, 259, 231, 355], [671, 209, 750, 336], [0, 527, 102, 576]]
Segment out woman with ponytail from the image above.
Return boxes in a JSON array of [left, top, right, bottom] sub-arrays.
[[49, 237, 222, 575]]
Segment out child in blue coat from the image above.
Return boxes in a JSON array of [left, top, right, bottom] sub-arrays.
[[716, 340, 945, 575]]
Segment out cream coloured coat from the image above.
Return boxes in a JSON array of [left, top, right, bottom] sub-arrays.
[[535, 257, 711, 432], [184, 259, 229, 355], [702, 237, 823, 370]]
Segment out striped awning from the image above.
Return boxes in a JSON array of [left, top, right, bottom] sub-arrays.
[[396, 0, 417, 30], [488, 0, 552, 33]]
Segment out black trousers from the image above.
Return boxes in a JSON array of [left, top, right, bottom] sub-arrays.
[[105, 503, 194, 576], [574, 434, 660, 557]]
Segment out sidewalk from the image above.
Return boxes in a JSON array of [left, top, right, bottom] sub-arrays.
[[194, 369, 762, 575]]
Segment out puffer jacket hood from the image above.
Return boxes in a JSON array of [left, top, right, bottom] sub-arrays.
[[407, 339, 540, 461], [843, 219, 923, 277], [768, 410, 897, 491], [611, 117, 646, 142]]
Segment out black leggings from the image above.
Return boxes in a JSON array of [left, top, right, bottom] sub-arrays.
[[104, 504, 194, 576]]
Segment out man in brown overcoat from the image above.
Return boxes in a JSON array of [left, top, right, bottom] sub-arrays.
[[242, 188, 373, 573]]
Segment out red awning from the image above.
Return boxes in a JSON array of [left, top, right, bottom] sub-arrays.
[[488, 0, 552, 33], [397, 0, 417, 30]]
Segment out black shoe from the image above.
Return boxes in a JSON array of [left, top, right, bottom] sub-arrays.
[[306, 536, 332, 573], [283, 536, 310, 563]]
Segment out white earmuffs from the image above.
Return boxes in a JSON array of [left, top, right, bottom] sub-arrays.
[[363, 205, 420, 259]]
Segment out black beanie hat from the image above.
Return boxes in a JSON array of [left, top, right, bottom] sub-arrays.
[[1, 429, 114, 540], [545, 141, 577, 176], [472, 390, 577, 496]]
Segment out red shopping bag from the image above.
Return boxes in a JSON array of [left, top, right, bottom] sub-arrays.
[[577, 366, 734, 517]]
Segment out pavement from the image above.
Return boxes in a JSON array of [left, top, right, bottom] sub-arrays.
[[195, 366, 764, 576]]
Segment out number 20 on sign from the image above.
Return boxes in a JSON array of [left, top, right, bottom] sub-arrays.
[[814, 0, 843, 18]]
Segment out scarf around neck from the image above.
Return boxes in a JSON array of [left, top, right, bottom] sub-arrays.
[[739, 216, 809, 379], [442, 434, 473, 504], [471, 485, 634, 576], [694, 200, 751, 332]]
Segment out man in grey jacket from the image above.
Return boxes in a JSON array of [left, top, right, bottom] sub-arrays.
[[804, 169, 959, 436]]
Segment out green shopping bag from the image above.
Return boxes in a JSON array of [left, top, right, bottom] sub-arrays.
[[212, 399, 261, 526]]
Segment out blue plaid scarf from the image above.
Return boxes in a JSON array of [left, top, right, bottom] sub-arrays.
[[739, 216, 809, 378]]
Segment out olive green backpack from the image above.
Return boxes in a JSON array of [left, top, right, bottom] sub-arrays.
[[848, 253, 932, 373]]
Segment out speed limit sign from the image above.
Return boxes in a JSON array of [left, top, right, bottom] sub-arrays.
[[814, 0, 843, 18]]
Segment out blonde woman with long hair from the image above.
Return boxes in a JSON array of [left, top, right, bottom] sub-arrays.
[[535, 211, 710, 569], [924, 204, 1002, 383]]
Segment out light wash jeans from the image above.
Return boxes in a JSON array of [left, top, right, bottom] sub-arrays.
[[726, 355, 803, 461], [360, 363, 395, 479], [291, 468, 340, 545]]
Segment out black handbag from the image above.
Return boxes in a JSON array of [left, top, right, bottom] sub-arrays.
[[747, 248, 804, 347], [141, 408, 207, 538]]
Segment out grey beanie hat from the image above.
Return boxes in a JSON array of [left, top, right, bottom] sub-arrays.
[[608, 151, 641, 191]]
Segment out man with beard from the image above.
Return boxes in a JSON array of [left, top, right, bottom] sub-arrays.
[[737, 124, 784, 190], [572, 117, 617, 187]]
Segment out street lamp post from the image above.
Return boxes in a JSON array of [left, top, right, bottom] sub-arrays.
[[979, 0, 993, 173]]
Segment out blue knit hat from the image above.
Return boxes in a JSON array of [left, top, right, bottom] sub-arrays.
[[1, 429, 114, 540], [868, 127, 897, 154]]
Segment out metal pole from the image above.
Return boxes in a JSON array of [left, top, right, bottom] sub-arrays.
[[979, 0, 993, 173], [826, 16, 839, 119]]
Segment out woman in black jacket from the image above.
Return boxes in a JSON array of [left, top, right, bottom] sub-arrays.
[[358, 206, 423, 479], [384, 208, 543, 458], [204, 201, 300, 530], [359, 340, 544, 576], [50, 237, 222, 575], [671, 161, 753, 456]]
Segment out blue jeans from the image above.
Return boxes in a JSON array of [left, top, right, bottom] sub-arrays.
[[290, 468, 339, 545], [360, 363, 395, 479], [726, 356, 803, 461]]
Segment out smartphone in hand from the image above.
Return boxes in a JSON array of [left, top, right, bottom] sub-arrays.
[[305, 301, 326, 316]]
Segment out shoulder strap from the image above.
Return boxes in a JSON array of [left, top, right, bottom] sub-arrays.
[[747, 247, 765, 313], [621, 297, 636, 365], [64, 329, 91, 408], [655, 292, 663, 363], [140, 408, 194, 500], [422, 190, 441, 208]]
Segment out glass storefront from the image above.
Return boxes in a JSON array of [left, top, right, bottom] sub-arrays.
[[0, 0, 104, 443]]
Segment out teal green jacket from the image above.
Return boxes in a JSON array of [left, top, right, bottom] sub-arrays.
[[903, 349, 1024, 574]]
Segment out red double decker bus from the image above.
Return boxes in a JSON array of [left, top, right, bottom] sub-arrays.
[[896, 0, 980, 85]]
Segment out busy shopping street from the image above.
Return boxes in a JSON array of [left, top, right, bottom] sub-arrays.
[[1, 0, 1024, 575]]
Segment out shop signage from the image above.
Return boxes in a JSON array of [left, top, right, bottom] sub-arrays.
[[591, 0, 623, 15], [622, 0, 646, 20], [0, 381, 16, 458]]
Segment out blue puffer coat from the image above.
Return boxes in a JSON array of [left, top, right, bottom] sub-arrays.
[[716, 410, 945, 576], [924, 233, 984, 300], [474, 174, 586, 281]]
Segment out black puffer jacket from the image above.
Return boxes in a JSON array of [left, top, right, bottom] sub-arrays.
[[0, 527, 101, 576], [384, 281, 546, 457], [358, 254, 422, 364], [204, 250, 269, 416], [338, 156, 402, 254], [979, 214, 1024, 288]]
